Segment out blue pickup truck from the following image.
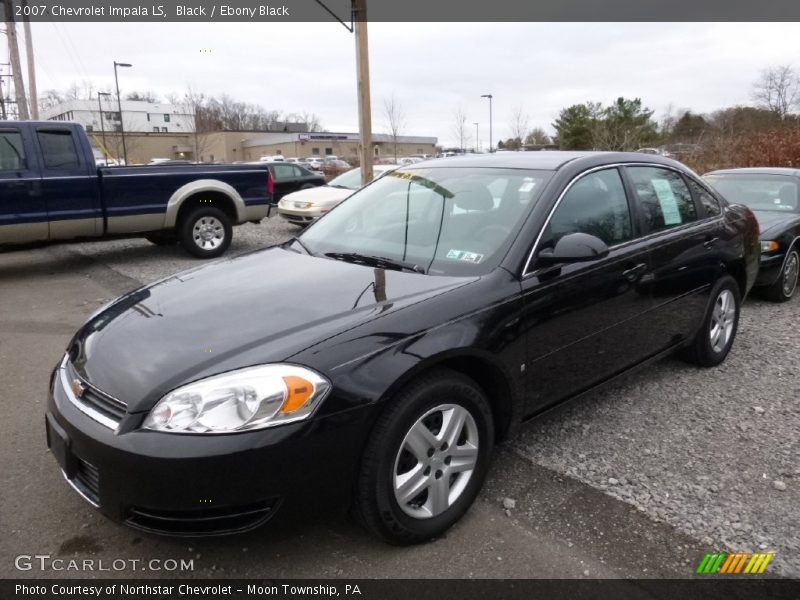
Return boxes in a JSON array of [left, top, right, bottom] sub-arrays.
[[0, 121, 273, 258]]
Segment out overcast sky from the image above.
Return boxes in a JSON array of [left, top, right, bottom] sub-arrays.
[[13, 22, 800, 148]]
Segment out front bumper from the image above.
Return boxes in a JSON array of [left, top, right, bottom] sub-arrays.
[[756, 251, 786, 287], [46, 358, 372, 536], [276, 206, 322, 226]]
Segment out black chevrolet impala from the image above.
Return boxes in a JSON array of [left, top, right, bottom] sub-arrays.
[[47, 152, 759, 544], [704, 168, 800, 302]]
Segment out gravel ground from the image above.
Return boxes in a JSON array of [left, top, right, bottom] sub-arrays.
[[64, 217, 799, 576], [514, 296, 800, 577]]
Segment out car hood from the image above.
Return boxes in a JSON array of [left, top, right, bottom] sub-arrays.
[[752, 210, 800, 238], [280, 186, 354, 207], [68, 247, 471, 412]]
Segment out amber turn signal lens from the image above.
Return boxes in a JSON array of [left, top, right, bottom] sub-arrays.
[[281, 376, 315, 413]]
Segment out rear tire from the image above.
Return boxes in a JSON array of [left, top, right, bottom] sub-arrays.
[[763, 248, 799, 303], [683, 275, 740, 367], [178, 207, 232, 259], [354, 369, 494, 545]]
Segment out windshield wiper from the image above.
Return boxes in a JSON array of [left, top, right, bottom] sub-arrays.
[[324, 252, 425, 274]]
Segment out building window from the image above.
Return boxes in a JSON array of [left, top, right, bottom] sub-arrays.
[[146, 113, 151, 122], [312, 148, 319, 155], [164, 114, 171, 122], [325, 147, 333, 155], [105, 112, 120, 121], [161, 127, 168, 133], [113, 125, 122, 132], [153, 127, 159, 132], [86, 125, 94, 132]]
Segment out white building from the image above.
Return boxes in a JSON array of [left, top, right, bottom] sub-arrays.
[[41, 99, 195, 134]]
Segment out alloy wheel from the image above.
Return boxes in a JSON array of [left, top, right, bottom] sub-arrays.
[[192, 216, 225, 250], [709, 289, 736, 353], [782, 251, 799, 298], [393, 404, 479, 519]]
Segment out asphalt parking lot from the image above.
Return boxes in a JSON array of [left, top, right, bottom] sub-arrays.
[[0, 217, 797, 578]]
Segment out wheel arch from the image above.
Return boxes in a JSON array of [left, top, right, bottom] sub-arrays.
[[164, 180, 245, 228], [373, 349, 522, 443]]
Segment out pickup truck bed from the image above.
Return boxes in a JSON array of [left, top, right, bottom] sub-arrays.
[[0, 121, 273, 258]]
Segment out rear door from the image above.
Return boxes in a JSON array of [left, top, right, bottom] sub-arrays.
[[0, 125, 47, 243], [622, 165, 722, 347], [520, 167, 657, 414], [35, 126, 102, 240]]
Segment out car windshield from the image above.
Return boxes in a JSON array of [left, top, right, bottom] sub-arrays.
[[299, 166, 552, 276], [704, 174, 799, 212]]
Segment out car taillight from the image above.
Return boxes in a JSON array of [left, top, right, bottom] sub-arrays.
[[267, 171, 274, 196]]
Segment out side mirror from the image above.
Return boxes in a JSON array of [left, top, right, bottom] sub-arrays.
[[537, 232, 610, 264]]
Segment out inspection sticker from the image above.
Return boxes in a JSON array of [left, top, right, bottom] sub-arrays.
[[447, 249, 484, 263]]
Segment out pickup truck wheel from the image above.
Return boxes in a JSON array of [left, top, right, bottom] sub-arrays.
[[144, 232, 177, 246], [179, 207, 232, 259]]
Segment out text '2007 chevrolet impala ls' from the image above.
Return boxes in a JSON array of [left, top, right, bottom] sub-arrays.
[[47, 152, 759, 544]]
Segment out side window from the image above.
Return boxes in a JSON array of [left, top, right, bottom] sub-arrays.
[[0, 130, 27, 171], [546, 168, 632, 248], [272, 164, 295, 180], [688, 179, 722, 217], [291, 165, 305, 177], [37, 130, 80, 169], [627, 167, 697, 234]]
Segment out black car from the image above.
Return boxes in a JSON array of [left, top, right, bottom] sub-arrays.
[[704, 168, 800, 302], [260, 162, 326, 202], [47, 152, 759, 544]]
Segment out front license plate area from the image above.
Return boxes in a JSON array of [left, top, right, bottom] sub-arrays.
[[46, 413, 77, 478]]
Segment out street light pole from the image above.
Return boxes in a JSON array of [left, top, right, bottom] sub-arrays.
[[473, 122, 479, 153], [481, 94, 493, 153], [113, 61, 132, 165], [97, 92, 111, 162]]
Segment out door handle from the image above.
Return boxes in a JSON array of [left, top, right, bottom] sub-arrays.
[[703, 237, 719, 249], [622, 263, 648, 282]]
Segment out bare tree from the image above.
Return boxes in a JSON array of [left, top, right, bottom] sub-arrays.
[[753, 65, 799, 120], [383, 94, 406, 161], [285, 111, 323, 132], [509, 105, 530, 143], [451, 106, 471, 152], [524, 127, 551, 145], [178, 87, 213, 162]]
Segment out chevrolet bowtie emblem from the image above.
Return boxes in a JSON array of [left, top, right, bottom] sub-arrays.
[[70, 378, 86, 399]]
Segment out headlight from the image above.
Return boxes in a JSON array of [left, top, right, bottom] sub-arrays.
[[761, 241, 779, 253], [143, 364, 331, 434]]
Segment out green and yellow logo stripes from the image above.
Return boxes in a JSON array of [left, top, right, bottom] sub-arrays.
[[696, 551, 774, 574]]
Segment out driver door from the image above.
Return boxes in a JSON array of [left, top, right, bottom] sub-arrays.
[[519, 167, 657, 416]]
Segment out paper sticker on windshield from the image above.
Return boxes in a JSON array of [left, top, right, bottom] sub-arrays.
[[651, 179, 682, 226], [447, 249, 484, 264]]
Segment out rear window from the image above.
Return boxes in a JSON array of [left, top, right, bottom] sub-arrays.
[[37, 130, 80, 169]]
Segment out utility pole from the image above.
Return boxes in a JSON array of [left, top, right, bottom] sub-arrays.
[[353, 0, 372, 185], [0, 76, 6, 120], [473, 122, 479, 153], [97, 91, 111, 161], [113, 61, 132, 164], [5, 0, 30, 120], [21, 0, 38, 119]]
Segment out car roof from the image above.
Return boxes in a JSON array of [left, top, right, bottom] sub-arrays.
[[704, 167, 800, 177], [410, 151, 686, 171]]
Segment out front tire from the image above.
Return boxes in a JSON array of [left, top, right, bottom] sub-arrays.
[[178, 207, 232, 259], [763, 248, 799, 303], [683, 275, 740, 367], [354, 369, 494, 545]]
